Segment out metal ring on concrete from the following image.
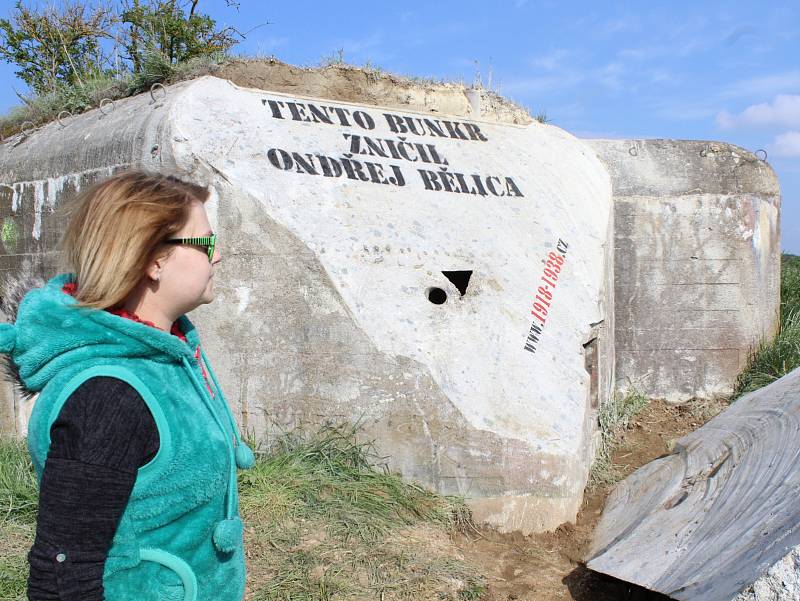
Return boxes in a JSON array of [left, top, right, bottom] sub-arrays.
[[20, 121, 35, 137], [56, 110, 73, 128], [755, 149, 768, 161], [150, 83, 167, 102], [99, 98, 115, 115], [628, 147, 638, 157]]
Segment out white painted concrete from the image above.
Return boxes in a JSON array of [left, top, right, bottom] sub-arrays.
[[172, 77, 612, 459]]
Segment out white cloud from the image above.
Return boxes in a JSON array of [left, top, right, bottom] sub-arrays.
[[770, 131, 800, 157], [717, 95, 800, 129]]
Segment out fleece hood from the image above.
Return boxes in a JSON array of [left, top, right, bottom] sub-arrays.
[[0, 272, 200, 397]]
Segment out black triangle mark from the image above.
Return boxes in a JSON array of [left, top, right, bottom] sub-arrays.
[[442, 271, 472, 296]]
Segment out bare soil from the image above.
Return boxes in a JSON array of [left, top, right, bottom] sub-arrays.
[[212, 59, 533, 124], [455, 398, 728, 601]]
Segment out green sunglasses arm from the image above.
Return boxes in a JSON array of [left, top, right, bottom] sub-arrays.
[[164, 234, 216, 261]]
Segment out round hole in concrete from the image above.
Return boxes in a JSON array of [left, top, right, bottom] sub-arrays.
[[426, 287, 447, 305]]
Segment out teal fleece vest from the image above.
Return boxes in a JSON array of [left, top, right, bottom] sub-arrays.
[[0, 273, 255, 601]]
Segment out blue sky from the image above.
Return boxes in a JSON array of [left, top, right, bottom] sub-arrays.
[[1, 1, 798, 253]]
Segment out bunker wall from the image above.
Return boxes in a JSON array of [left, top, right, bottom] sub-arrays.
[[0, 77, 614, 533], [587, 139, 781, 402]]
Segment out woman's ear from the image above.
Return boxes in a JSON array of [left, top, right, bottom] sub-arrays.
[[145, 256, 165, 282]]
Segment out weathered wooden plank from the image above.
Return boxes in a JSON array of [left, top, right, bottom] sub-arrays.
[[587, 367, 800, 601]]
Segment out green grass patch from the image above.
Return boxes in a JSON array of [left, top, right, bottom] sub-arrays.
[[0, 437, 37, 601], [0, 520, 34, 601], [588, 387, 649, 489], [733, 253, 800, 398], [0, 437, 38, 526], [239, 423, 482, 600]]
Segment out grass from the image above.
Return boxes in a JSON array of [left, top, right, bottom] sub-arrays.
[[0, 436, 38, 526], [0, 437, 37, 601], [0, 520, 34, 601], [588, 387, 649, 489], [239, 423, 482, 600], [0, 425, 483, 601], [733, 253, 800, 398]]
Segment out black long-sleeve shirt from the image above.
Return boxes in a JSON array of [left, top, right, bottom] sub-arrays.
[[27, 376, 159, 601]]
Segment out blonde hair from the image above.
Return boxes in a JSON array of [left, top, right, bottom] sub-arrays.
[[58, 170, 210, 310]]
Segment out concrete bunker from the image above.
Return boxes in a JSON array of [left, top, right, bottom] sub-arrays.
[[0, 68, 780, 536], [586, 139, 781, 402]]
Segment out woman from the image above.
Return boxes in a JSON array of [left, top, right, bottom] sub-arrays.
[[0, 170, 254, 601]]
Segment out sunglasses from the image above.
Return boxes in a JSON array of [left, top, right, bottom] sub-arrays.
[[164, 233, 217, 262]]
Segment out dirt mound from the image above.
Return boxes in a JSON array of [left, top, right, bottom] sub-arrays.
[[1, 56, 533, 141], [454, 398, 728, 600], [211, 58, 533, 124]]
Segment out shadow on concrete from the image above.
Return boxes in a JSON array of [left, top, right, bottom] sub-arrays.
[[564, 565, 674, 601]]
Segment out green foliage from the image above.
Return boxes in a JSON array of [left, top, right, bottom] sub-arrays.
[[0, 0, 240, 98], [125, 46, 175, 93], [119, 0, 239, 74], [781, 253, 800, 317], [733, 254, 800, 398], [0, 0, 115, 94]]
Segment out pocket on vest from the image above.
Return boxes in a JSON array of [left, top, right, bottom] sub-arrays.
[[105, 546, 199, 601], [141, 547, 198, 601]]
